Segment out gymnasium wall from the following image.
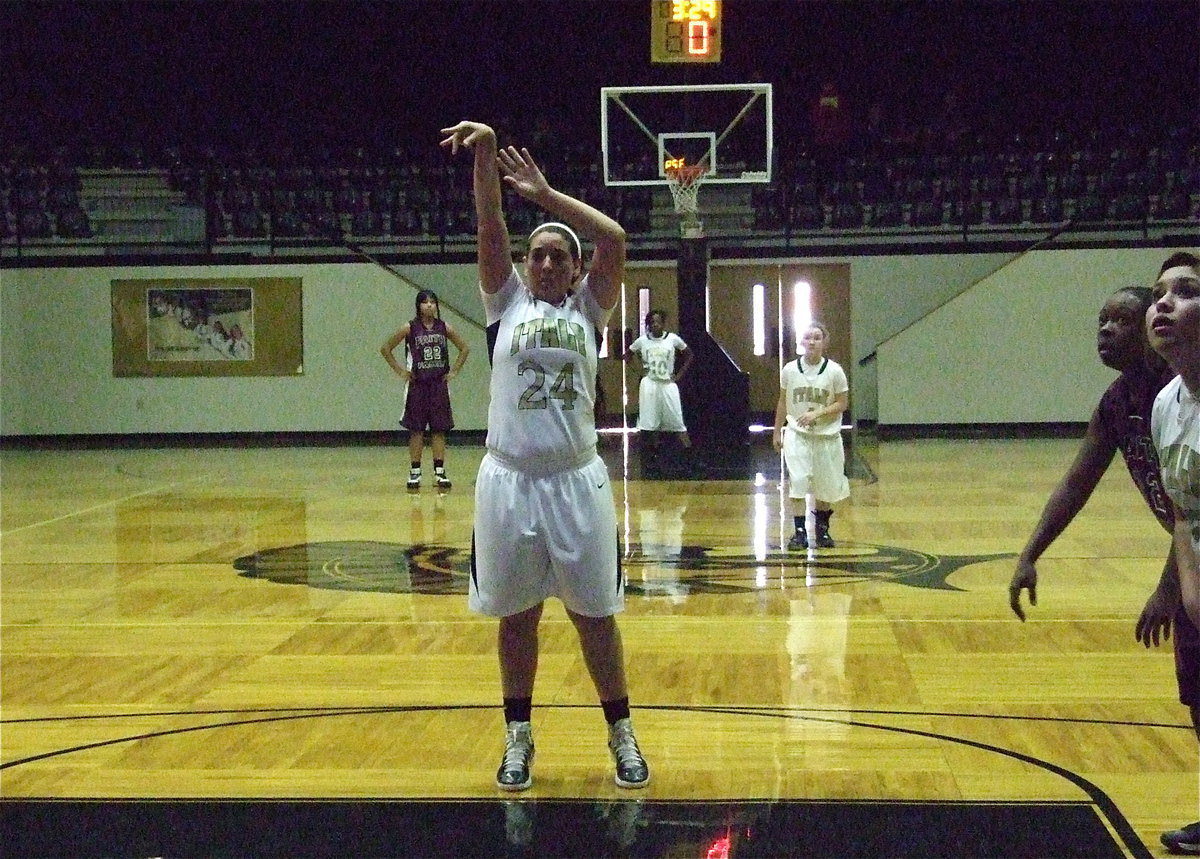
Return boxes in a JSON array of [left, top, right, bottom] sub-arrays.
[[0, 261, 490, 436], [874, 246, 1178, 425], [0, 247, 1184, 436]]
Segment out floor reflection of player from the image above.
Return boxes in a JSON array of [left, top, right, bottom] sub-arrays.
[[503, 800, 535, 853], [407, 487, 447, 545], [636, 499, 688, 603], [785, 592, 852, 738]]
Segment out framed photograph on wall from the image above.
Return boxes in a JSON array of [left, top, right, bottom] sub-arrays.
[[111, 277, 303, 377]]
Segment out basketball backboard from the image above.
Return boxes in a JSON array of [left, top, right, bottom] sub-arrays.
[[600, 83, 772, 187]]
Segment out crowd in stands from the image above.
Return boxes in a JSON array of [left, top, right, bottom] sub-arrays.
[[2, 117, 1198, 247]]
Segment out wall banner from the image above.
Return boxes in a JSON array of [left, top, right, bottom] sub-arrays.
[[111, 277, 303, 377]]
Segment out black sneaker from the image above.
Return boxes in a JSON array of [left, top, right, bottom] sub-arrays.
[[815, 529, 835, 548], [786, 531, 808, 551], [1162, 821, 1200, 855], [608, 718, 649, 788], [496, 721, 534, 791]]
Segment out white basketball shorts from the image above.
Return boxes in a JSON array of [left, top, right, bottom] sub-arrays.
[[782, 428, 850, 502], [470, 452, 623, 618], [636, 377, 687, 432]]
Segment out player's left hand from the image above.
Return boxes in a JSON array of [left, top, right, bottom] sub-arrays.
[[497, 146, 550, 201], [1135, 585, 1177, 647]]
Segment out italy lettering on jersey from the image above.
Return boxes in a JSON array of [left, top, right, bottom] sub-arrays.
[[630, 332, 686, 382], [508, 317, 589, 358], [781, 357, 848, 437], [1152, 376, 1200, 545], [482, 268, 614, 468]]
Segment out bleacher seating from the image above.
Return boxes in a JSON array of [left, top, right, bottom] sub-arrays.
[[1, 120, 1196, 252]]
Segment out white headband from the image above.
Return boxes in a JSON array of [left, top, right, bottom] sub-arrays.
[[529, 222, 582, 260]]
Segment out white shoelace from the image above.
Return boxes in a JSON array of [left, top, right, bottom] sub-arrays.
[[502, 727, 532, 770], [609, 725, 644, 767]]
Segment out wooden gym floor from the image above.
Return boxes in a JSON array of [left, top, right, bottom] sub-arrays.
[[1, 433, 1196, 857]]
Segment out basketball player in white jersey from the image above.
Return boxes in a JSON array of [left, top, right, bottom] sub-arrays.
[[440, 120, 649, 792], [773, 322, 850, 550], [1147, 251, 1200, 856], [625, 309, 693, 475]]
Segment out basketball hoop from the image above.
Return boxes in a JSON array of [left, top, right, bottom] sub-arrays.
[[665, 164, 707, 218]]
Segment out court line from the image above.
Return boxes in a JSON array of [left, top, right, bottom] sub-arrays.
[[2, 703, 1191, 731], [0, 702, 1154, 856], [0, 475, 206, 537]]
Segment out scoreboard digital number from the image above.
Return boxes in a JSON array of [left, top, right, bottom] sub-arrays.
[[651, 0, 721, 64]]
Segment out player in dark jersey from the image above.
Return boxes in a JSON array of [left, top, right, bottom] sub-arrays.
[[381, 289, 469, 490], [1010, 286, 1175, 616], [1008, 282, 1200, 854]]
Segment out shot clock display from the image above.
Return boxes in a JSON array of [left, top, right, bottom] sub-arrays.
[[650, 0, 721, 64]]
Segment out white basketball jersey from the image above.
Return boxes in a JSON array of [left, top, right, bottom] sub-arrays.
[[1152, 375, 1200, 549], [780, 357, 848, 437], [630, 332, 686, 382], [482, 268, 613, 468]]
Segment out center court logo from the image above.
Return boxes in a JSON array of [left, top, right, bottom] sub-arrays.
[[233, 540, 1012, 594]]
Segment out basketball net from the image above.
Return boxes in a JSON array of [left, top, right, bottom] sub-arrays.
[[665, 165, 707, 238]]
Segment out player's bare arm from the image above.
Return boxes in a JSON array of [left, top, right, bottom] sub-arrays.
[[445, 325, 470, 381], [497, 145, 625, 311], [440, 121, 511, 294], [1009, 411, 1117, 620], [381, 324, 412, 380]]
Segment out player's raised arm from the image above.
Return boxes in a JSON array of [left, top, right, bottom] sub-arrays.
[[440, 121, 512, 294], [496, 145, 625, 311]]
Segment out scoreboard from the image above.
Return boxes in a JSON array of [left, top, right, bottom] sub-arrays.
[[650, 0, 721, 64]]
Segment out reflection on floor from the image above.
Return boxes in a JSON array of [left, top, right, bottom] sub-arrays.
[[601, 430, 875, 484], [4, 797, 1133, 858]]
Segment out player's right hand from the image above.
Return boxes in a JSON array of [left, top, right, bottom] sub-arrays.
[[1009, 559, 1037, 621], [1135, 585, 1177, 647], [439, 121, 495, 153]]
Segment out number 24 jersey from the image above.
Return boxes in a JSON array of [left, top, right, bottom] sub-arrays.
[[482, 268, 613, 467]]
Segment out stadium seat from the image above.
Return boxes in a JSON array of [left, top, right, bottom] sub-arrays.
[[351, 209, 383, 237], [231, 208, 265, 237], [272, 210, 307, 238], [989, 196, 1024, 225], [1155, 188, 1192, 219], [1072, 194, 1107, 221], [869, 201, 904, 228], [791, 203, 826, 230], [1058, 169, 1086, 198], [1109, 193, 1147, 222], [18, 209, 53, 238], [1029, 196, 1064, 223], [830, 202, 864, 229], [949, 198, 983, 226], [311, 210, 341, 238], [46, 183, 80, 215], [56, 207, 93, 238], [910, 200, 944, 227]]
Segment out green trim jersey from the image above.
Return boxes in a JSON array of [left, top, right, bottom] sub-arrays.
[[482, 268, 613, 469], [1152, 375, 1200, 550], [780, 356, 848, 437]]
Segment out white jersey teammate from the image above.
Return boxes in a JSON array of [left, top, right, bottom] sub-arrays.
[[627, 310, 691, 434], [625, 309, 694, 474], [773, 322, 850, 549]]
